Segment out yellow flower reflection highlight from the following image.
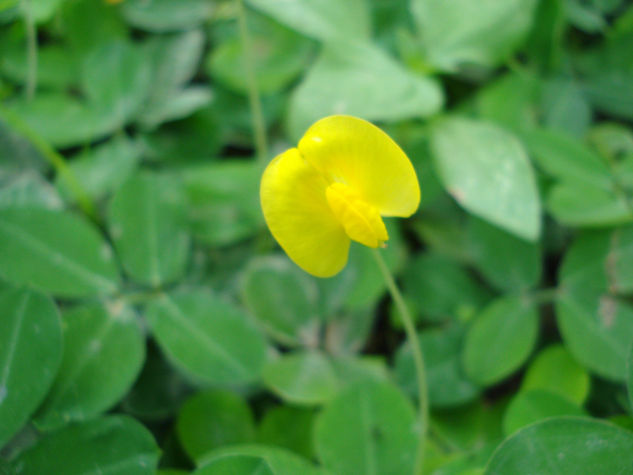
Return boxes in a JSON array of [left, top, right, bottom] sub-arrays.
[[261, 115, 420, 277]]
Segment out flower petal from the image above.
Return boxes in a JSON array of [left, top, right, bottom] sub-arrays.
[[260, 147, 351, 277], [298, 115, 420, 217]]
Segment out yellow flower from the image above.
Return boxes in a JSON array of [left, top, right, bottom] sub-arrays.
[[260, 115, 420, 277]]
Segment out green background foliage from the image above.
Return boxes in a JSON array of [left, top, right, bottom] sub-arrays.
[[1, 0, 633, 473]]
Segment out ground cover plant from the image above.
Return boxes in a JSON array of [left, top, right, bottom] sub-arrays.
[[1, 0, 633, 474]]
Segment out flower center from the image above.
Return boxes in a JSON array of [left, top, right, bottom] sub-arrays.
[[325, 182, 388, 248]]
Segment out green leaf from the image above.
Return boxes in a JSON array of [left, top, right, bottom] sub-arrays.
[[463, 295, 539, 386], [0, 172, 63, 210], [0, 287, 61, 447], [314, 381, 418, 475], [469, 217, 542, 291], [145, 291, 268, 385], [196, 445, 325, 475], [395, 324, 480, 408], [502, 390, 585, 436], [56, 136, 141, 202], [247, 0, 371, 42], [287, 41, 443, 141], [401, 253, 491, 323], [122, 0, 214, 32], [431, 117, 541, 241], [34, 302, 145, 430], [240, 255, 320, 346], [557, 226, 633, 380], [411, 0, 538, 72], [177, 390, 255, 463], [207, 12, 315, 96], [262, 351, 339, 406], [541, 78, 591, 138], [521, 344, 590, 405], [0, 119, 47, 175], [0, 208, 120, 297], [10, 416, 160, 475], [182, 161, 263, 246], [485, 417, 633, 474], [108, 172, 190, 287], [257, 407, 316, 460]]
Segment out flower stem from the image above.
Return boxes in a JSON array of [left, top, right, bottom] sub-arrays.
[[236, 0, 268, 165], [371, 248, 428, 475]]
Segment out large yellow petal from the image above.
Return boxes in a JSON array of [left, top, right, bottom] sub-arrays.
[[298, 115, 420, 217], [260, 147, 351, 277]]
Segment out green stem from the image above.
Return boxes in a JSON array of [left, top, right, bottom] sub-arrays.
[[0, 105, 98, 221], [22, 0, 37, 101], [371, 248, 428, 475], [236, 0, 268, 165]]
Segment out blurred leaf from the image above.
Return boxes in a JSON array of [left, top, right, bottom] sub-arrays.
[[411, 0, 538, 72], [145, 291, 268, 385], [196, 445, 325, 475], [60, 0, 127, 55], [314, 381, 417, 475], [431, 117, 541, 241], [240, 255, 320, 346], [182, 161, 263, 246], [502, 390, 585, 436], [525, 0, 566, 72], [138, 30, 211, 129], [207, 12, 315, 96], [109, 172, 190, 287], [56, 136, 141, 202], [0, 119, 46, 176], [0, 208, 120, 297], [485, 417, 633, 474], [35, 302, 145, 430], [469, 217, 542, 291], [122, 0, 214, 32], [541, 77, 591, 138], [257, 406, 315, 460], [401, 253, 491, 323], [589, 122, 633, 161], [628, 344, 633, 413], [0, 172, 62, 210], [177, 390, 255, 463], [287, 41, 443, 141], [395, 324, 480, 408], [10, 416, 160, 475], [0, 287, 61, 447], [557, 226, 633, 380], [566, 0, 609, 32], [463, 295, 539, 386], [247, 0, 371, 41], [23, 0, 65, 23], [521, 344, 590, 405], [263, 351, 339, 406]]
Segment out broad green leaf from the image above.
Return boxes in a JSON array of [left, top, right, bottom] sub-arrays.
[[589, 122, 633, 161], [177, 390, 255, 463], [145, 291, 268, 385], [485, 417, 633, 474], [431, 117, 541, 241], [502, 390, 585, 435], [262, 351, 339, 406], [108, 172, 190, 287], [0, 119, 46, 175], [395, 324, 480, 407], [1, 43, 77, 90], [557, 226, 633, 380], [411, 0, 538, 72], [247, 0, 371, 42], [182, 161, 263, 246], [314, 381, 417, 475], [401, 253, 491, 323], [56, 136, 141, 202], [60, 0, 127, 55], [469, 217, 542, 291], [541, 78, 591, 138], [35, 302, 145, 430], [463, 295, 539, 386], [524, 0, 566, 72], [288, 41, 443, 141], [522, 344, 590, 405], [240, 255, 320, 346], [207, 12, 315, 96], [257, 407, 316, 460], [0, 208, 120, 297], [0, 288, 61, 447], [122, 0, 214, 32], [22, 0, 64, 23], [0, 172, 63, 210], [197, 445, 325, 475], [10, 416, 160, 475]]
